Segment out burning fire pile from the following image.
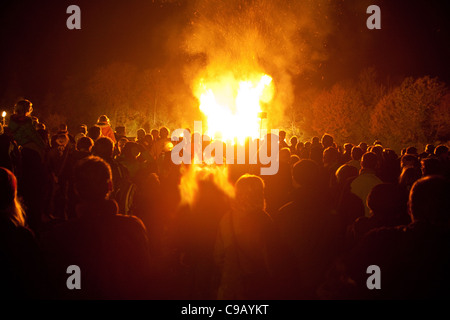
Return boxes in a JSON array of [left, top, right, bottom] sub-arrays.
[[195, 73, 274, 144]]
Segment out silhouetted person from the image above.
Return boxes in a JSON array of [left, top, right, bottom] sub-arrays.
[[347, 146, 363, 171], [378, 148, 400, 183], [310, 136, 323, 166], [419, 144, 435, 159], [399, 165, 422, 194], [47, 132, 72, 220], [66, 136, 95, 219], [263, 147, 292, 215], [92, 137, 131, 212], [95, 115, 116, 143], [322, 176, 450, 299], [41, 156, 152, 299], [333, 164, 365, 241], [87, 126, 102, 142], [0, 167, 44, 299], [421, 157, 443, 177], [114, 126, 126, 142], [9, 100, 48, 232], [321, 133, 334, 150], [358, 142, 368, 154], [323, 146, 341, 188], [278, 130, 289, 149], [289, 136, 298, 155], [342, 143, 353, 163], [116, 141, 146, 182], [0, 124, 19, 172], [350, 152, 382, 217], [434, 145, 450, 179], [74, 124, 87, 143], [406, 146, 418, 155], [400, 153, 420, 170], [175, 167, 232, 299], [276, 159, 338, 298], [349, 183, 410, 245], [215, 174, 286, 299]]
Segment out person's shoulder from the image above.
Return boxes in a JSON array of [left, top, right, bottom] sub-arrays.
[[2, 222, 36, 243], [362, 224, 405, 246], [278, 200, 295, 213], [276, 201, 297, 220], [110, 214, 147, 232]]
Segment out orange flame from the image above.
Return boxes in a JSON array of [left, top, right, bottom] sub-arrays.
[[196, 74, 273, 144]]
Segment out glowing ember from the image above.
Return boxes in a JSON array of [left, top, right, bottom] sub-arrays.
[[196, 74, 273, 144]]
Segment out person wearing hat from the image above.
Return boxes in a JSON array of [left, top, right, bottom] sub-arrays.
[[95, 115, 116, 144]]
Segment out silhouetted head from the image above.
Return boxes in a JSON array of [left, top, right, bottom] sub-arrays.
[[409, 175, 450, 224], [373, 140, 382, 146], [159, 126, 169, 139], [122, 141, 141, 160], [344, 143, 353, 153], [78, 124, 87, 134], [311, 136, 320, 145], [279, 130, 286, 141], [383, 148, 398, 162], [290, 154, 300, 166], [14, 100, 33, 116], [92, 137, 114, 160], [421, 157, 442, 177], [235, 174, 265, 213], [117, 137, 128, 153], [351, 146, 364, 161], [290, 136, 298, 147], [401, 154, 420, 169], [87, 126, 102, 141], [434, 145, 449, 160], [335, 164, 358, 185], [76, 136, 94, 152], [358, 142, 368, 153], [292, 159, 321, 189], [136, 128, 146, 140], [425, 144, 435, 155], [323, 147, 340, 166], [74, 156, 112, 202], [151, 129, 159, 140], [361, 152, 378, 171], [97, 115, 110, 125], [371, 145, 383, 157], [406, 146, 418, 155], [54, 133, 69, 147], [59, 124, 68, 132], [321, 133, 334, 149], [0, 167, 26, 227], [367, 183, 406, 218], [144, 134, 153, 145], [399, 166, 422, 190], [280, 147, 291, 164]]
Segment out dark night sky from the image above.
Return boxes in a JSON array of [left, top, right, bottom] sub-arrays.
[[0, 0, 449, 108]]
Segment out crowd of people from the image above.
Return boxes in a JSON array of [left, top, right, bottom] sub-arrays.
[[0, 99, 449, 299]]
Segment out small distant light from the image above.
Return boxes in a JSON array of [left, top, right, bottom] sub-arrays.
[[1, 111, 5, 118]]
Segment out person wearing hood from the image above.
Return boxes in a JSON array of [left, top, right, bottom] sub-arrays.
[[95, 115, 116, 144]]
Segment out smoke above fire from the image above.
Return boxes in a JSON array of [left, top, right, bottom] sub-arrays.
[[182, 0, 333, 130]]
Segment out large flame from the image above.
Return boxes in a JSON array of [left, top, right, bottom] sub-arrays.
[[196, 74, 274, 144]]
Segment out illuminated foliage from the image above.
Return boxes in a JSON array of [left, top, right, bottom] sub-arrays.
[[370, 76, 448, 150]]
